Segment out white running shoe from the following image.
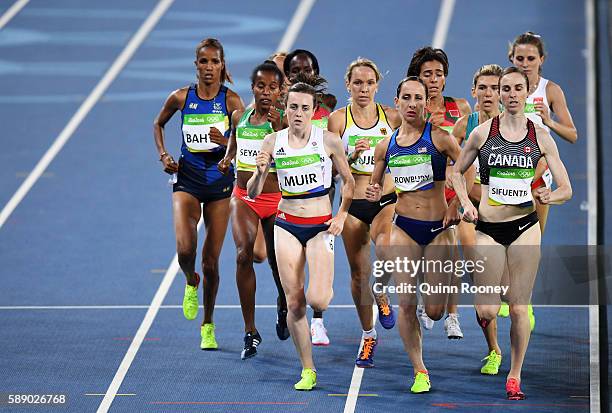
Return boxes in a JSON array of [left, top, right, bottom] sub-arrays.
[[311, 318, 330, 346], [417, 305, 435, 330], [444, 313, 463, 339]]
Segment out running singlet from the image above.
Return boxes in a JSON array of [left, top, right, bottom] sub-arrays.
[[385, 122, 447, 192], [181, 84, 230, 165], [465, 112, 481, 184], [524, 77, 550, 132], [274, 125, 332, 199], [342, 103, 393, 174], [427, 96, 462, 133], [236, 108, 276, 172], [479, 116, 542, 206]]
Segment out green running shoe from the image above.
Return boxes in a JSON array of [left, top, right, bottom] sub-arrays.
[[200, 323, 218, 350], [294, 368, 316, 391], [480, 350, 502, 375], [182, 273, 200, 320], [410, 371, 431, 393], [498, 302, 509, 318], [528, 304, 535, 332]]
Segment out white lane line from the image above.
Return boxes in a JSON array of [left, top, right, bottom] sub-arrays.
[[0, 0, 30, 30], [96, 2, 310, 411], [431, 0, 456, 49], [585, 1, 600, 412], [0, 0, 174, 231], [343, 305, 376, 413], [275, 0, 316, 52], [96, 229, 187, 413], [0, 304, 361, 310], [0, 304, 589, 310]]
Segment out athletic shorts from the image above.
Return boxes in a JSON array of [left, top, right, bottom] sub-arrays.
[[233, 186, 281, 220], [173, 156, 233, 203]]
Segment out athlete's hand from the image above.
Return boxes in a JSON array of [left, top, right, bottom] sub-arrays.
[[534, 100, 551, 126], [267, 108, 283, 131], [365, 183, 382, 202], [209, 127, 228, 146], [162, 154, 178, 174], [354, 138, 371, 155], [255, 151, 271, 173], [443, 203, 461, 228], [460, 203, 478, 223], [534, 187, 552, 204], [217, 157, 231, 175], [326, 211, 347, 236]]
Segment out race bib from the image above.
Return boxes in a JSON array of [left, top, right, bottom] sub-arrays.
[[348, 135, 386, 174], [276, 154, 325, 196], [236, 127, 268, 171], [488, 168, 534, 205], [388, 154, 434, 192], [182, 113, 227, 152]]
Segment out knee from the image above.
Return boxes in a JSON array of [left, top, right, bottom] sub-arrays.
[[425, 305, 445, 321], [235, 247, 254, 268], [201, 258, 219, 277], [286, 294, 306, 318], [307, 289, 333, 312], [476, 305, 498, 322], [509, 304, 528, 319]]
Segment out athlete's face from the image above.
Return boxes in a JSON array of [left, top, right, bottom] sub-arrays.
[[252, 70, 281, 112], [288, 54, 314, 82], [499, 72, 529, 114], [346, 66, 378, 107], [511, 44, 544, 80], [394, 81, 427, 122], [473, 75, 500, 113], [419, 60, 445, 98], [195, 46, 223, 85], [286, 91, 314, 131]]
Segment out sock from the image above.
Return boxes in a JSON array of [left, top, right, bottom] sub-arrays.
[[362, 328, 377, 339]]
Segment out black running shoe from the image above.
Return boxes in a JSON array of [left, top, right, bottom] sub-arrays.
[[276, 308, 290, 340], [241, 331, 261, 360]]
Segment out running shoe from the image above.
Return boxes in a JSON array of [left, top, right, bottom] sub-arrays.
[[417, 305, 434, 330], [276, 307, 290, 341], [294, 368, 316, 391], [311, 318, 329, 346], [498, 301, 509, 317], [200, 323, 218, 350], [241, 331, 261, 360], [444, 313, 463, 339], [375, 294, 395, 329], [528, 304, 535, 332], [355, 336, 377, 368], [480, 350, 502, 375], [410, 371, 431, 393], [506, 378, 526, 400], [182, 273, 200, 320]]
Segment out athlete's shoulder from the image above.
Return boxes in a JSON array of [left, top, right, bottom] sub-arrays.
[[544, 79, 565, 100], [225, 87, 244, 111], [453, 97, 472, 116], [328, 106, 347, 122], [165, 86, 190, 109]]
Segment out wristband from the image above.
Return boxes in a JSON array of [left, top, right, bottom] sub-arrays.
[[159, 152, 170, 161]]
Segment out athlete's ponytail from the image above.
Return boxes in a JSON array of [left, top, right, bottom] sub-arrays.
[[195, 38, 233, 84]]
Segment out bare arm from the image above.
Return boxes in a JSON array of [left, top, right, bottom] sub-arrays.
[[246, 133, 275, 199], [219, 109, 243, 174], [534, 128, 572, 204], [324, 131, 355, 231], [452, 114, 469, 146], [364, 136, 391, 202], [455, 98, 472, 117], [382, 105, 402, 129], [450, 126, 483, 221], [153, 88, 186, 174], [541, 81, 577, 143]]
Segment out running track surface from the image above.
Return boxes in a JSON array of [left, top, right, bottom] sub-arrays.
[[0, 1, 608, 412]]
